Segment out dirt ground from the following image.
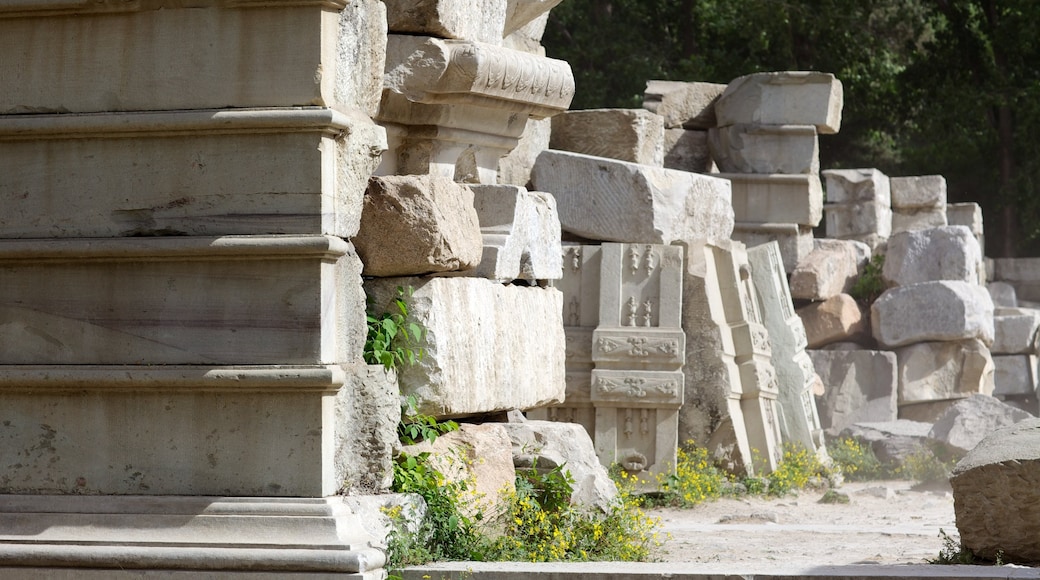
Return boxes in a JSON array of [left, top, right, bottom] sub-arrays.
[[650, 479, 958, 566]]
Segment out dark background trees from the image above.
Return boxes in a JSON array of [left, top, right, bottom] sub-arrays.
[[542, 0, 1040, 257]]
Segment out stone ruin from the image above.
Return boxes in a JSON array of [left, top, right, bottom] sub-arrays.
[[1, 0, 1037, 576]]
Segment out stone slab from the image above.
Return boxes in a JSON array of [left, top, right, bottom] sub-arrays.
[[550, 108, 664, 166], [882, 226, 983, 287], [531, 149, 733, 244], [789, 238, 871, 301], [715, 71, 843, 134], [0, 109, 386, 239], [947, 202, 984, 235], [718, 173, 822, 227], [993, 355, 1039, 396], [822, 168, 891, 205], [709, 124, 819, 175], [896, 339, 995, 404], [642, 80, 726, 129], [890, 175, 947, 209], [809, 349, 898, 436], [384, 0, 507, 45], [988, 282, 1018, 308], [0, 236, 363, 365], [871, 281, 995, 348], [891, 208, 948, 234], [0, 3, 387, 115], [365, 277, 565, 418], [663, 128, 714, 173], [731, 222, 813, 274], [824, 201, 892, 240]]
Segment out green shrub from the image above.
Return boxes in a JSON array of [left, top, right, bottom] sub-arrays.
[[364, 285, 425, 371], [828, 437, 885, 481], [850, 254, 885, 304]]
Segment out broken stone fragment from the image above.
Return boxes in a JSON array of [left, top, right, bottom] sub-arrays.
[[822, 168, 891, 205], [797, 294, 869, 349], [871, 281, 994, 348], [895, 339, 995, 404], [383, 0, 508, 45], [714, 71, 843, 134], [550, 108, 665, 166], [789, 238, 871, 301]]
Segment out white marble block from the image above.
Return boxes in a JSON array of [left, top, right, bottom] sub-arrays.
[[992, 308, 1040, 354], [823, 168, 891, 204], [550, 108, 665, 166], [891, 208, 948, 233], [365, 277, 565, 418], [383, 0, 508, 45], [871, 281, 995, 348], [465, 185, 563, 282], [719, 173, 823, 227], [883, 226, 983, 287], [709, 124, 819, 175], [890, 175, 947, 209], [531, 149, 734, 244], [715, 71, 843, 134], [896, 339, 995, 404]]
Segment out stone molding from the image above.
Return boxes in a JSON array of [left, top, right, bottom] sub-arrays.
[[0, 365, 347, 393], [0, 0, 349, 18]]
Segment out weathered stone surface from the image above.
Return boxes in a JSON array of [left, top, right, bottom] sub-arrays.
[[891, 208, 948, 234], [824, 202, 893, 245], [642, 80, 726, 129], [823, 168, 891, 204], [883, 226, 983, 287], [993, 355, 1039, 396], [797, 294, 869, 349], [932, 394, 1034, 460], [504, 0, 565, 36], [336, 365, 400, 494], [890, 175, 947, 209], [502, 12, 550, 54], [988, 281, 1018, 308], [0, 236, 365, 365], [531, 149, 734, 244], [809, 349, 898, 435], [355, 175, 483, 277], [366, 278, 565, 417], [719, 173, 823, 227], [0, 3, 387, 114], [947, 202, 984, 257], [498, 117, 551, 187], [951, 418, 1040, 562], [993, 258, 1040, 303], [709, 124, 819, 175], [871, 281, 995, 348], [384, 0, 507, 45], [0, 109, 386, 239], [896, 339, 995, 404], [464, 185, 562, 281], [715, 72, 843, 134], [550, 108, 664, 166], [400, 423, 516, 520], [731, 222, 814, 274], [789, 238, 871, 301], [501, 420, 617, 512], [992, 309, 1040, 354], [663, 128, 714, 173], [840, 420, 933, 464]]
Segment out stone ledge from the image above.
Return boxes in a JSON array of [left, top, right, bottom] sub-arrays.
[[0, 0, 349, 18], [0, 235, 349, 263], [0, 365, 348, 393]]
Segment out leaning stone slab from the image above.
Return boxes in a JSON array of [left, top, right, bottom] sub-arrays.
[[931, 394, 1034, 460], [501, 420, 617, 512], [714, 71, 843, 134], [354, 175, 483, 277], [789, 238, 871, 301], [882, 226, 983, 287], [383, 0, 507, 45], [366, 277, 565, 417], [718, 173, 822, 227], [709, 124, 819, 175], [463, 185, 563, 282], [871, 281, 994, 348], [890, 175, 947, 209], [531, 149, 734, 244], [550, 108, 664, 166], [797, 294, 869, 349], [731, 222, 813, 274], [992, 309, 1040, 354], [663, 128, 714, 173], [951, 418, 1040, 563], [895, 339, 995, 404], [993, 355, 1039, 396], [642, 80, 726, 129], [808, 349, 898, 436]]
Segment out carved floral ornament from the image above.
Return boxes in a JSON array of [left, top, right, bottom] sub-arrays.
[[596, 335, 678, 358], [594, 376, 679, 401]]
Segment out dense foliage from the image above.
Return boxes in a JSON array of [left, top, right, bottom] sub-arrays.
[[544, 0, 1040, 255]]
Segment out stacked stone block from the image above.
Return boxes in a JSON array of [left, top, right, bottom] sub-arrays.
[[643, 80, 724, 173], [890, 175, 948, 234], [821, 168, 892, 251]]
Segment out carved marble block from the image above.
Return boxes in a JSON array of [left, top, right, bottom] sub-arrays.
[[747, 242, 827, 457], [591, 243, 685, 483], [464, 184, 564, 282]]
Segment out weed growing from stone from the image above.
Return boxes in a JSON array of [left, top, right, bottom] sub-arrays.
[[850, 254, 885, 304], [398, 394, 458, 445], [931, 529, 978, 565], [364, 285, 425, 371]]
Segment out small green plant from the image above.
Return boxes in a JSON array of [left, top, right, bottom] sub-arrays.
[[818, 489, 850, 504], [931, 528, 977, 565], [397, 395, 458, 445], [828, 437, 885, 481], [893, 447, 951, 484], [653, 443, 728, 507], [365, 286, 425, 371], [766, 444, 829, 496], [850, 254, 885, 304]]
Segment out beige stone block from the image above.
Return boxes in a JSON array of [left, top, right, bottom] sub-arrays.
[[498, 117, 551, 187], [0, 3, 386, 115], [504, 0, 564, 36], [715, 72, 843, 134], [731, 222, 814, 274], [719, 173, 823, 227], [384, 0, 507, 44], [643, 80, 726, 129], [825, 201, 892, 240], [993, 309, 1040, 354], [550, 108, 665, 166], [948, 202, 984, 235], [883, 226, 983, 287], [366, 278, 565, 417], [0, 109, 385, 239], [871, 281, 994, 348], [789, 238, 871, 301], [709, 124, 819, 175], [354, 175, 483, 277], [663, 128, 714, 173], [797, 294, 869, 349], [891, 208, 948, 233], [336, 365, 401, 494], [890, 175, 947, 209], [531, 150, 733, 244], [993, 258, 1040, 302], [896, 339, 995, 404], [0, 236, 363, 365]]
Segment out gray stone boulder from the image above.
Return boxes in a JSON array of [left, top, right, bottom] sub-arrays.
[[840, 420, 933, 465], [951, 418, 1040, 562], [929, 394, 1034, 460], [797, 294, 870, 348], [499, 420, 618, 512], [871, 281, 994, 348], [882, 226, 982, 287]]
